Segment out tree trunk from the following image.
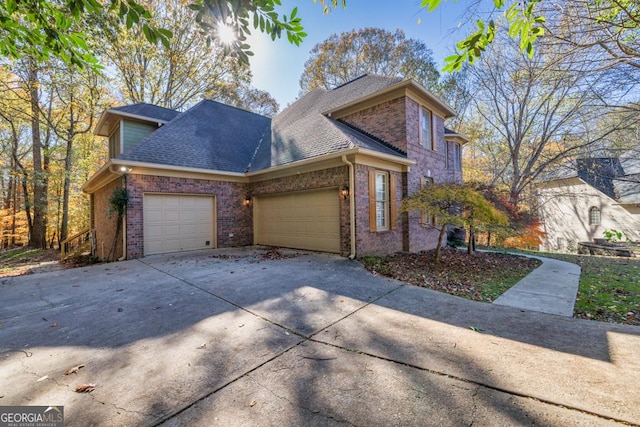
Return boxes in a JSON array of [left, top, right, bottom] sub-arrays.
[[467, 229, 476, 255], [27, 61, 47, 248], [433, 223, 448, 263], [60, 119, 74, 243]]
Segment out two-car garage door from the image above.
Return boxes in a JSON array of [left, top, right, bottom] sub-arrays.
[[254, 189, 340, 253], [143, 194, 215, 256], [142, 189, 340, 256]]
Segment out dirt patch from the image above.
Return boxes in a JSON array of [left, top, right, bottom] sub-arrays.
[[361, 247, 541, 302], [0, 248, 63, 278]]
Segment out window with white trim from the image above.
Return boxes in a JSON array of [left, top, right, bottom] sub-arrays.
[[375, 171, 388, 229], [369, 170, 397, 232], [420, 107, 434, 150], [453, 143, 462, 171], [445, 142, 451, 169]]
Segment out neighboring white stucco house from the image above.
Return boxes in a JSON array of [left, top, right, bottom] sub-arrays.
[[536, 158, 640, 253]]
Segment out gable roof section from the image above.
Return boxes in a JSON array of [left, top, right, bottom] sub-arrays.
[[119, 100, 271, 173], [539, 157, 640, 203], [323, 74, 456, 119], [95, 103, 180, 136], [255, 75, 409, 168]]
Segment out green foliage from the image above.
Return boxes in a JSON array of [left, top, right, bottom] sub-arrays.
[[189, 0, 344, 64], [421, 0, 546, 72], [108, 187, 129, 218], [603, 229, 626, 243], [401, 183, 508, 231], [0, 0, 171, 70], [401, 182, 508, 258]]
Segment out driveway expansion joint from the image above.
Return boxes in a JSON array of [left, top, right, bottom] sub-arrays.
[[307, 337, 632, 426]]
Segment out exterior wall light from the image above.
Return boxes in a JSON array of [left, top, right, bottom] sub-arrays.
[[340, 185, 349, 199], [243, 195, 251, 206]]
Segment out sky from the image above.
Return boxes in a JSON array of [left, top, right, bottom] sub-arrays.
[[246, 1, 475, 108]]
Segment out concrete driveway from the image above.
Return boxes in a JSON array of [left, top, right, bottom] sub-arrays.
[[1, 248, 639, 426]]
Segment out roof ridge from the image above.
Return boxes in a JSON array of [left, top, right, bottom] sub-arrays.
[[332, 74, 370, 90], [245, 124, 271, 173], [201, 98, 270, 120], [335, 119, 406, 156]]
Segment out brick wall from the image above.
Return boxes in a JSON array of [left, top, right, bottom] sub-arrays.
[[250, 166, 351, 256], [344, 96, 463, 254], [404, 98, 454, 251], [92, 178, 124, 261], [354, 164, 405, 256], [341, 97, 407, 153], [125, 175, 251, 259]]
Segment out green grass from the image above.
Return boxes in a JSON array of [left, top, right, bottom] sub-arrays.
[[520, 251, 640, 325], [0, 248, 56, 275], [0, 247, 47, 262]]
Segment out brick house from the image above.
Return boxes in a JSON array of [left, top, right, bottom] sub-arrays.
[[83, 75, 467, 260], [537, 157, 640, 252]]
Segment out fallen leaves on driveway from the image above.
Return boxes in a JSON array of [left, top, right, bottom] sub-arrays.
[[74, 384, 96, 393], [64, 364, 85, 375]]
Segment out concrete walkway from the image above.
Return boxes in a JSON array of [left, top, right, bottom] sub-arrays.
[[493, 254, 581, 316]]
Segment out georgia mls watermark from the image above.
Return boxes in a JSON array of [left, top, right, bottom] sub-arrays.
[[0, 406, 64, 427]]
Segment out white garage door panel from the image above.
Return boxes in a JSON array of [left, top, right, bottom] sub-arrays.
[[143, 194, 215, 256], [255, 189, 340, 253]]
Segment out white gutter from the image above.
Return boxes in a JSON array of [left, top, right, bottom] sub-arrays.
[[341, 155, 357, 259], [111, 159, 247, 178], [246, 147, 414, 178]]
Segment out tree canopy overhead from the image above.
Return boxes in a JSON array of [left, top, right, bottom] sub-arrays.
[[0, 0, 342, 69], [2, 0, 638, 73], [299, 28, 440, 93]]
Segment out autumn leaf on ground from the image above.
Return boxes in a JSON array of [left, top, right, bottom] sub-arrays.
[[64, 364, 85, 375], [75, 384, 96, 393]]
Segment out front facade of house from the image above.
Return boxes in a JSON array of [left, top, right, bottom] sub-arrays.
[[83, 75, 467, 260], [537, 158, 640, 252]]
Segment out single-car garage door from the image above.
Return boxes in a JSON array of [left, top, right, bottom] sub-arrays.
[[143, 194, 215, 256], [254, 189, 340, 253]]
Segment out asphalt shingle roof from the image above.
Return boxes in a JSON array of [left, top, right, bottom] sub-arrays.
[[117, 75, 410, 173], [540, 157, 640, 203], [120, 100, 271, 173], [256, 74, 406, 168], [111, 103, 180, 123]]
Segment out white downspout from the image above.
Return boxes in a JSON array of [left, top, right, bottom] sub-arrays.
[[341, 155, 357, 259]]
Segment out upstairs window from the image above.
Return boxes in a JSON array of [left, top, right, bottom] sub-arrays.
[[420, 107, 434, 150], [589, 206, 601, 225], [445, 142, 451, 169], [453, 143, 462, 171], [369, 170, 397, 232], [108, 126, 121, 159]]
